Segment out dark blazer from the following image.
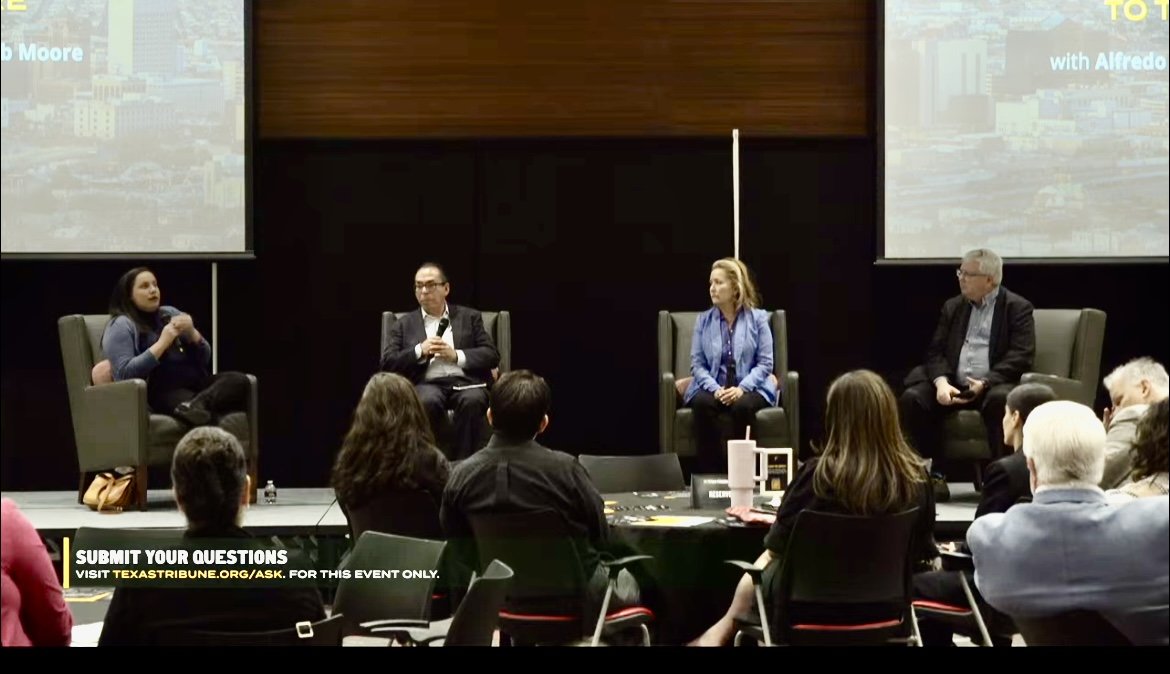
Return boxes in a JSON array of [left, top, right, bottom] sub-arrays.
[[905, 286, 1035, 388], [974, 450, 1031, 519], [380, 304, 500, 386]]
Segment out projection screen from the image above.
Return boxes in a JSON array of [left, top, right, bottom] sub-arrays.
[[881, 0, 1169, 260], [1, 0, 251, 256]]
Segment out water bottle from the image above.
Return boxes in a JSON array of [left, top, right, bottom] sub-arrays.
[[264, 480, 277, 504]]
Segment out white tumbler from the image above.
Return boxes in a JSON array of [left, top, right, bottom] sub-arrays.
[[727, 439, 757, 508]]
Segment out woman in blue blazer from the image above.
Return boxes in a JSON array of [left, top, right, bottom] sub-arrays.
[[683, 258, 777, 474]]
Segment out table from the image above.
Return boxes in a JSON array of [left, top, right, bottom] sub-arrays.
[[603, 491, 769, 645]]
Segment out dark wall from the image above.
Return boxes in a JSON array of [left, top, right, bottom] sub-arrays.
[[3, 138, 1166, 490]]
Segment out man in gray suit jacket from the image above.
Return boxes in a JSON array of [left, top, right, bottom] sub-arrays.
[[968, 400, 1169, 646], [1099, 357, 1169, 489], [381, 262, 500, 460]]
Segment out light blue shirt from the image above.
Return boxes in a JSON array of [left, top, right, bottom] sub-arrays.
[[957, 286, 999, 382]]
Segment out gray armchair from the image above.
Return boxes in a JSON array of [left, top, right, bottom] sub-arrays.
[[658, 310, 799, 457], [58, 315, 259, 511], [942, 308, 1106, 484]]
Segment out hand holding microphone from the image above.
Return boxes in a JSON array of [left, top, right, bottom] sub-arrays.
[[424, 317, 454, 362]]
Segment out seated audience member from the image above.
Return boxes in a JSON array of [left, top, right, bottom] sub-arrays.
[[912, 382, 1056, 646], [1, 500, 72, 647], [692, 370, 936, 646], [683, 258, 776, 475], [380, 262, 500, 460], [440, 369, 639, 611], [1100, 358, 1169, 489], [102, 267, 249, 427], [899, 249, 1035, 487], [98, 427, 325, 646], [968, 401, 1170, 646], [1107, 398, 1168, 502], [331, 372, 450, 514]]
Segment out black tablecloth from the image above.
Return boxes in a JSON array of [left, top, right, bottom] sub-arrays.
[[603, 491, 769, 645]]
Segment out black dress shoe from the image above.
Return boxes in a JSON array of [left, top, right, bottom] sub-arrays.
[[173, 401, 211, 427]]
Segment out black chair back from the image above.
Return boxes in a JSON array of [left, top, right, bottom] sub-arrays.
[[1014, 610, 1133, 646], [775, 508, 919, 645], [332, 531, 446, 635], [578, 454, 685, 493], [155, 614, 345, 647], [444, 559, 514, 646]]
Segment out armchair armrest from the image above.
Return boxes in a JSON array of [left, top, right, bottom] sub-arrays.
[[659, 372, 677, 454], [244, 373, 259, 459], [784, 371, 799, 453], [77, 379, 148, 470], [1020, 372, 1086, 405]]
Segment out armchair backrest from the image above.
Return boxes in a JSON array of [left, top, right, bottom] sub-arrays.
[[657, 310, 789, 384], [58, 314, 111, 396], [381, 310, 511, 373], [1031, 309, 1106, 406]]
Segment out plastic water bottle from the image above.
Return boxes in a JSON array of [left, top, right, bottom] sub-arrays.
[[264, 480, 277, 504]]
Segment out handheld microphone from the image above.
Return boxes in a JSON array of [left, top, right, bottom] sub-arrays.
[[428, 316, 450, 362], [165, 314, 185, 354]]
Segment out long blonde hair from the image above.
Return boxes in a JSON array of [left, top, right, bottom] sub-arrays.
[[813, 370, 926, 513], [712, 258, 761, 311]]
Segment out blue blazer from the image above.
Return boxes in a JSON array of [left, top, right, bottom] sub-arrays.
[[683, 307, 778, 407]]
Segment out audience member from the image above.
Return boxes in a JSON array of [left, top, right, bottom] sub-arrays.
[[1107, 398, 1168, 502], [1100, 358, 1169, 489], [1, 499, 72, 647]]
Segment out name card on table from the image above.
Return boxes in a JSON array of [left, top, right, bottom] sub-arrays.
[[690, 475, 731, 509]]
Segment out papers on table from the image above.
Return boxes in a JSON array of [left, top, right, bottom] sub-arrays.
[[626, 516, 714, 528]]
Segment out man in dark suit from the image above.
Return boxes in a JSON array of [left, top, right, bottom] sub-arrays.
[[901, 249, 1036, 476], [381, 262, 500, 460]]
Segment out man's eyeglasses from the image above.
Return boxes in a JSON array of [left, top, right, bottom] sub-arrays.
[[955, 269, 989, 280], [414, 281, 446, 292]]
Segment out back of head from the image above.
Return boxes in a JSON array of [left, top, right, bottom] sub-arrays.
[[1132, 398, 1169, 481], [1006, 383, 1058, 425], [171, 427, 247, 532], [489, 370, 550, 442], [1022, 401, 1106, 488], [814, 370, 925, 513], [711, 257, 761, 310], [331, 372, 439, 508]]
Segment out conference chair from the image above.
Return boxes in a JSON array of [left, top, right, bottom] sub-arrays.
[[58, 314, 259, 510], [729, 509, 920, 647], [941, 308, 1106, 488], [154, 614, 345, 647], [657, 310, 799, 458], [577, 453, 686, 493], [366, 559, 514, 646], [910, 551, 1000, 647], [1012, 610, 1133, 646], [468, 508, 654, 646], [380, 310, 511, 454], [333, 531, 446, 638]]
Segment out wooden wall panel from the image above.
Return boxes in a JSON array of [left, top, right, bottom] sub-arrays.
[[256, 0, 871, 138]]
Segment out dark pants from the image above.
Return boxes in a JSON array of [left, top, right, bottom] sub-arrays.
[[687, 390, 769, 475], [912, 570, 1013, 646], [899, 381, 1012, 469], [150, 371, 250, 424], [417, 375, 490, 461]]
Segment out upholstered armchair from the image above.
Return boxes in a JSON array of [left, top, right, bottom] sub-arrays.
[[942, 308, 1106, 486], [657, 310, 799, 457], [58, 314, 259, 510]]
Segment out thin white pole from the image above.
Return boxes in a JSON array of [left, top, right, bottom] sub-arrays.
[[211, 262, 219, 374], [732, 129, 740, 259]]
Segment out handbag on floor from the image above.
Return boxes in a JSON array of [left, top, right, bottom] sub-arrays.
[[82, 471, 136, 512]]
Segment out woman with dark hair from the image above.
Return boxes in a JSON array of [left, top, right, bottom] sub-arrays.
[[331, 372, 450, 512], [1109, 398, 1168, 501], [684, 258, 777, 474], [692, 370, 934, 646], [101, 267, 248, 426]]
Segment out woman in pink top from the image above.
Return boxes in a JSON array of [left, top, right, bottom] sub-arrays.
[[1, 499, 72, 646]]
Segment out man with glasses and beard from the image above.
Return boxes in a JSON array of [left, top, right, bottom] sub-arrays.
[[381, 262, 500, 460], [900, 249, 1036, 497]]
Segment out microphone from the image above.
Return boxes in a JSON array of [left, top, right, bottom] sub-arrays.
[[428, 316, 450, 362], [164, 313, 185, 354]]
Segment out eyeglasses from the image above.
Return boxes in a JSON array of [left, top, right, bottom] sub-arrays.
[[955, 269, 989, 279], [414, 281, 446, 292]]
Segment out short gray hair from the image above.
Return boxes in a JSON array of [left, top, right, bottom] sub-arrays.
[[1022, 400, 1105, 488], [962, 248, 1003, 285], [1103, 357, 1170, 398]]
